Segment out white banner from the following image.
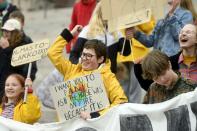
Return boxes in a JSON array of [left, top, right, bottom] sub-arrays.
[[11, 39, 50, 66], [0, 89, 197, 131]]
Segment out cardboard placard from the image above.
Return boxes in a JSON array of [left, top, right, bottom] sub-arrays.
[[50, 73, 110, 121], [101, 0, 166, 32], [11, 39, 50, 66]]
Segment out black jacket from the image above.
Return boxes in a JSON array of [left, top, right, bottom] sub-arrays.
[[0, 32, 37, 99]]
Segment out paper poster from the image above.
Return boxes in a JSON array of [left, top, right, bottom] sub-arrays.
[[11, 39, 50, 66], [50, 73, 110, 121]]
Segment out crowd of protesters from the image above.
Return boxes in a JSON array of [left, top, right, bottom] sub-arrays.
[[0, 0, 196, 124]]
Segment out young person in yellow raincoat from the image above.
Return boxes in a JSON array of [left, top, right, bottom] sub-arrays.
[[0, 74, 41, 124], [48, 25, 128, 119]]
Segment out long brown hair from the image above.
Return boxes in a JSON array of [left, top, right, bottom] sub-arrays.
[[1, 74, 25, 108], [8, 30, 23, 48], [180, 0, 197, 23]]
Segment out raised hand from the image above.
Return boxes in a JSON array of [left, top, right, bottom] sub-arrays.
[[25, 78, 33, 88], [71, 25, 83, 37], [168, 0, 180, 17]]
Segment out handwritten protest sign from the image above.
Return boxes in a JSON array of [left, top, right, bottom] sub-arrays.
[[11, 39, 50, 66], [50, 73, 110, 121], [101, 0, 166, 32]]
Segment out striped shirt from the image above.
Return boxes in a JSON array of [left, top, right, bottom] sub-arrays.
[[178, 54, 197, 85], [1, 103, 15, 119]]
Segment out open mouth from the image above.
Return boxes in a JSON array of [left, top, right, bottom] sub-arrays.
[[180, 38, 188, 43], [6, 90, 15, 94]]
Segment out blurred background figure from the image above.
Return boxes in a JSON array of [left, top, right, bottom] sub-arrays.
[[0, 0, 18, 37], [66, 0, 97, 53]]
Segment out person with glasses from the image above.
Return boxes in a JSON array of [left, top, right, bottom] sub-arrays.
[[131, 0, 194, 57], [69, 2, 131, 74], [134, 24, 197, 92], [47, 25, 128, 120]]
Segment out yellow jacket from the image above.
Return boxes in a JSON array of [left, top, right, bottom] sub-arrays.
[[0, 94, 41, 124], [117, 17, 155, 62], [48, 34, 128, 116]]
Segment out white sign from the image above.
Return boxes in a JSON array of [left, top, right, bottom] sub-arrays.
[[1, 89, 197, 131], [11, 39, 50, 66], [50, 73, 110, 121]]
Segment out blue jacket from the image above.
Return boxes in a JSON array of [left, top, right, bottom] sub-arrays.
[[135, 7, 193, 56]]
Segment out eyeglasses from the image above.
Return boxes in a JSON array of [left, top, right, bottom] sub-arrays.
[[180, 30, 196, 35], [81, 52, 96, 60]]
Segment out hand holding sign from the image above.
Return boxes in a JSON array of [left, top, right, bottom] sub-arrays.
[[25, 77, 33, 88], [11, 39, 50, 102], [80, 111, 91, 120], [125, 27, 135, 40]]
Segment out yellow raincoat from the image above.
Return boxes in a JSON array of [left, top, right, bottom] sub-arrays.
[[117, 17, 155, 62], [0, 94, 41, 124], [48, 32, 128, 116]]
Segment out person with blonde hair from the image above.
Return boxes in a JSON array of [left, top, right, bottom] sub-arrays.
[[180, 0, 197, 25], [132, 0, 193, 57], [69, 2, 131, 74], [134, 24, 197, 91], [172, 24, 197, 85], [66, 0, 97, 53]]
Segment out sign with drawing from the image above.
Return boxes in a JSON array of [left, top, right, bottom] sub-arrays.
[[50, 73, 110, 121], [11, 39, 50, 66]]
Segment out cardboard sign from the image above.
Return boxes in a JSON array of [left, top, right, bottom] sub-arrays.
[[108, 9, 151, 32], [50, 73, 110, 121], [101, 0, 166, 32], [11, 39, 50, 66]]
